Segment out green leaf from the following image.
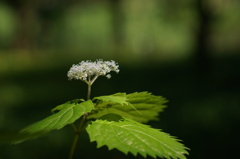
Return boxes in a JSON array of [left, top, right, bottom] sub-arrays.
[[51, 99, 85, 113], [88, 92, 167, 123], [86, 118, 188, 159], [15, 100, 95, 143], [98, 113, 124, 122], [93, 93, 129, 105]]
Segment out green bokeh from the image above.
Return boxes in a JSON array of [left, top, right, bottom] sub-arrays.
[[0, 0, 239, 159]]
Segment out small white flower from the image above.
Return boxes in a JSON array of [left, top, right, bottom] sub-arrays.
[[67, 59, 119, 85], [106, 74, 111, 79]]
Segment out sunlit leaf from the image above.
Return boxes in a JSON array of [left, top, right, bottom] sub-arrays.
[[14, 100, 95, 143], [51, 99, 85, 113], [88, 92, 167, 123], [86, 117, 188, 159], [93, 94, 129, 105]]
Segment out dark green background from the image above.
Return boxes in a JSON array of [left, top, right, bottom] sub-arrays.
[[0, 0, 240, 159]]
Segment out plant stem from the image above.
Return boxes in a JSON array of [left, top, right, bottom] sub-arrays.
[[68, 132, 79, 159], [68, 116, 85, 159], [87, 84, 91, 100], [70, 124, 77, 132], [68, 83, 92, 159]]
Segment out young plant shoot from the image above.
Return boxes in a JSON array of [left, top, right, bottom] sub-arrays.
[[13, 59, 189, 159]]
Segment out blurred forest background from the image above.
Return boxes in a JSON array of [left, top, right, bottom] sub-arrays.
[[0, 0, 239, 159]]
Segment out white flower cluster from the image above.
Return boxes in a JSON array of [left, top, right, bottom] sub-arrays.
[[67, 59, 119, 84]]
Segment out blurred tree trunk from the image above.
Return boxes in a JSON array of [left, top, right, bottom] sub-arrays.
[[109, 0, 124, 54], [4, 0, 68, 51], [195, 0, 214, 76], [5, 0, 39, 50], [14, 6, 38, 50]]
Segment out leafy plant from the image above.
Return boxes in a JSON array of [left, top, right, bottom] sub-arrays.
[[11, 60, 189, 159]]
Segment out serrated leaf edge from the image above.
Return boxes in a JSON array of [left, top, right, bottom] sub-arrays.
[[87, 119, 188, 159]]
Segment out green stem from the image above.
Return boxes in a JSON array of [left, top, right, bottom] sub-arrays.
[[68, 133, 79, 159], [70, 124, 77, 132], [68, 117, 85, 159], [87, 84, 91, 100], [68, 83, 92, 159]]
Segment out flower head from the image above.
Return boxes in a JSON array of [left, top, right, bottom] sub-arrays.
[[67, 59, 119, 85]]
